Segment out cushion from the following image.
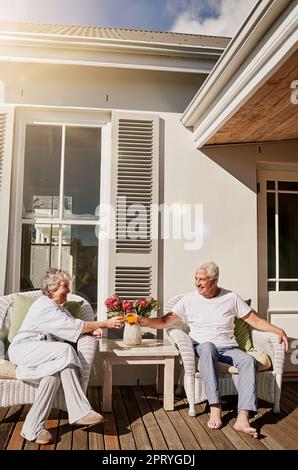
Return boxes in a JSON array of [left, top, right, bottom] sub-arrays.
[[0, 359, 16, 379], [197, 350, 271, 376], [234, 299, 253, 352], [7, 294, 36, 344], [63, 300, 84, 319], [218, 350, 271, 374]]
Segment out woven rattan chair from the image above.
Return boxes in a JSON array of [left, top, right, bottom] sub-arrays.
[[0, 290, 97, 411], [165, 294, 286, 416]]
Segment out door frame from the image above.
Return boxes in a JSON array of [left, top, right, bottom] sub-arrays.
[[257, 169, 298, 317]]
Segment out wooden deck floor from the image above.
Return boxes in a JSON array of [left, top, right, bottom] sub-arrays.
[[1, 382, 298, 451]]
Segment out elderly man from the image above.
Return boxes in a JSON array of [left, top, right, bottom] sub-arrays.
[[139, 261, 288, 439]]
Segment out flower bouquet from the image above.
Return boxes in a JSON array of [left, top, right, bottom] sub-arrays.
[[105, 294, 160, 345]]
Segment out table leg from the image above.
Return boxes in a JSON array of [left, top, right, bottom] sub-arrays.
[[102, 359, 113, 412], [163, 357, 175, 410], [156, 364, 164, 394]]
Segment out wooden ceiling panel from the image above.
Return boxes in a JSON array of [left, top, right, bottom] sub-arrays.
[[206, 49, 298, 145]]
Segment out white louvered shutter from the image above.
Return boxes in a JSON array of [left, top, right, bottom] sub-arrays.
[[0, 107, 14, 294], [108, 111, 159, 312]]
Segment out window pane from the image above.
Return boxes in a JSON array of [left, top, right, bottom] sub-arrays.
[[67, 225, 98, 313], [279, 282, 298, 291], [21, 224, 98, 312], [266, 181, 275, 190], [278, 181, 298, 191], [268, 281, 276, 291], [279, 193, 298, 279], [64, 127, 101, 219], [23, 125, 61, 218], [20, 224, 59, 290], [267, 193, 276, 278]]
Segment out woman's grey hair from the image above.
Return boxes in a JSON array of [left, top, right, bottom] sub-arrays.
[[42, 268, 71, 296], [196, 261, 219, 280]]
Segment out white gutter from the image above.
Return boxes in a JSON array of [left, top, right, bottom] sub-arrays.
[[0, 30, 227, 74], [181, 0, 297, 146]]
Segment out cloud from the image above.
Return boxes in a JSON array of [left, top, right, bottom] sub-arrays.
[[170, 0, 257, 38]]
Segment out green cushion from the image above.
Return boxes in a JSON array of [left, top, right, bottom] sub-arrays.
[[8, 294, 36, 343], [63, 300, 84, 319], [234, 299, 253, 352]]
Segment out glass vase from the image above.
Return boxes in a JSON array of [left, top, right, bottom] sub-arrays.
[[123, 321, 142, 346]]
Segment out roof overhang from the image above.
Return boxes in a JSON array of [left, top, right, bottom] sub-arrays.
[[181, 0, 298, 146], [0, 27, 227, 74]]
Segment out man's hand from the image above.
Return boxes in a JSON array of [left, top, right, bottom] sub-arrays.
[[105, 316, 125, 328], [278, 329, 289, 352]]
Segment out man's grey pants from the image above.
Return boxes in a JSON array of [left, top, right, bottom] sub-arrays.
[[193, 341, 258, 414], [21, 366, 92, 441]]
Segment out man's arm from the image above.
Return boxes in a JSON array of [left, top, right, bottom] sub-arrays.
[[137, 311, 180, 329], [243, 311, 288, 352]]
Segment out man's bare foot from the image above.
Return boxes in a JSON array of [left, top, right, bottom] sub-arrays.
[[234, 411, 258, 438], [207, 404, 222, 429], [234, 422, 258, 438]]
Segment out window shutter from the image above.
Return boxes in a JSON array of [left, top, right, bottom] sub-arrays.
[[0, 107, 14, 294], [107, 111, 159, 312]]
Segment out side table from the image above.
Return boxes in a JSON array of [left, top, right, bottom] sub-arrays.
[[98, 338, 179, 412]]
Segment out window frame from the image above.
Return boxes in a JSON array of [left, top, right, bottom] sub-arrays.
[[8, 109, 112, 319], [258, 168, 298, 314]]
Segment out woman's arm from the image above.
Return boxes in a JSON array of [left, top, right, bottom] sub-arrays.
[[82, 316, 124, 334]]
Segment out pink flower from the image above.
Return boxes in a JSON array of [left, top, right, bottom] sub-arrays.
[[122, 300, 133, 312]]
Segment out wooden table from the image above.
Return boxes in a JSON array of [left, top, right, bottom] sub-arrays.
[[98, 338, 179, 412]]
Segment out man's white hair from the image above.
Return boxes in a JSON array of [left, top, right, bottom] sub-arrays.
[[196, 261, 219, 280]]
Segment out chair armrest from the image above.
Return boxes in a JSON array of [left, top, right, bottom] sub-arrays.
[[251, 329, 285, 374], [166, 326, 196, 376], [77, 333, 97, 392]]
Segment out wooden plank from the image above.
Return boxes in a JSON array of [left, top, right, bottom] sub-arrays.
[[113, 386, 136, 450], [121, 385, 152, 450], [220, 422, 251, 450], [226, 414, 268, 450], [6, 405, 27, 450], [163, 396, 201, 450], [255, 404, 293, 450], [143, 385, 184, 450], [194, 402, 236, 450], [72, 426, 88, 450], [56, 410, 72, 450], [0, 405, 23, 450], [99, 385, 120, 450], [180, 399, 217, 450], [87, 387, 104, 450], [132, 386, 167, 450], [40, 408, 60, 450]]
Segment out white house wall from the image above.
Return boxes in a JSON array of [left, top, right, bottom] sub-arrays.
[[161, 114, 258, 308], [0, 62, 205, 113]]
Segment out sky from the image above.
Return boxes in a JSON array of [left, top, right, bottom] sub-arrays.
[[0, 0, 257, 37]]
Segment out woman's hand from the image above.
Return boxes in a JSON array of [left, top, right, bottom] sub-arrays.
[[105, 316, 125, 328], [92, 328, 104, 338]]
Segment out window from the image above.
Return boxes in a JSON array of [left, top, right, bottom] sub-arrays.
[[20, 124, 101, 312], [266, 180, 298, 292]]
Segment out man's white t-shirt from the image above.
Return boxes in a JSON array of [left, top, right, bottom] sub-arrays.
[[171, 289, 251, 348]]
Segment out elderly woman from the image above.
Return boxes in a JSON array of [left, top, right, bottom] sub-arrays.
[[8, 268, 123, 445]]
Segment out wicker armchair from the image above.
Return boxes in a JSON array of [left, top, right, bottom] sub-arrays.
[[0, 290, 97, 411], [165, 294, 286, 416]]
